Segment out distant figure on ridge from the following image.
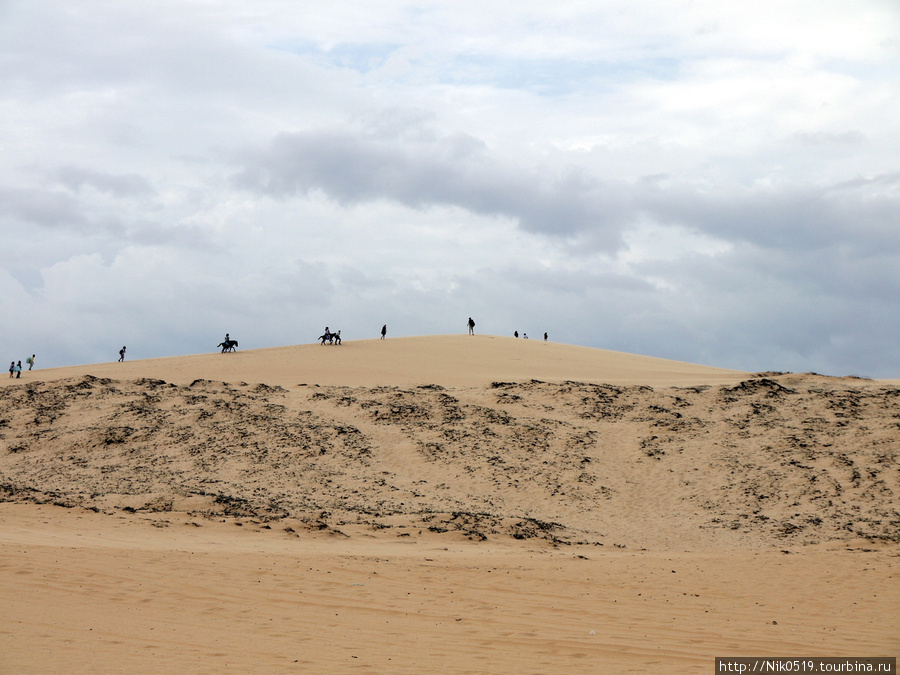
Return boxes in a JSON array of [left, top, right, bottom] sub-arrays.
[[14, 361, 22, 378], [544, 332, 548, 342], [467, 317, 475, 335], [523, 333, 528, 339], [318, 327, 340, 345], [8, 361, 14, 378], [218, 337, 238, 352], [118, 346, 126, 362], [381, 324, 387, 340], [26, 354, 35, 370], [514, 331, 518, 338]]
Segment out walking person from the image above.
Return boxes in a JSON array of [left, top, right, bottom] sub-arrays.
[[381, 324, 387, 340], [8, 361, 14, 378], [14, 361, 22, 378], [26, 354, 35, 370], [118, 346, 126, 362], [467, 317, 475, 335]]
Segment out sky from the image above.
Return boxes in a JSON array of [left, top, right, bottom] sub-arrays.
[[2, 0, 899, 377]]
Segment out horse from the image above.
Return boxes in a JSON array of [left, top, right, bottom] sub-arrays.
[[318, 330, 341, 345], [218, 339, 238, 353]]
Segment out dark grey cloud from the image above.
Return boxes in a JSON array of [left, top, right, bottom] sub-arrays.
[[57, 166, 155, 198], [639, 183, 900, 255], [830, 171, 900, 191], [232, 127, 631, 250], [0, 184, 212, 255], [791, 130, 867, 146], [0, 186, 87, 230], [620, 242, 900, 377], [232, 125, 900, 269]]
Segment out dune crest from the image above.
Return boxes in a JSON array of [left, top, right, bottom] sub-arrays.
[[2, 334, 748, 389]]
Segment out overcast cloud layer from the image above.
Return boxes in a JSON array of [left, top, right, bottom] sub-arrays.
[[2, 0, 899, 377]]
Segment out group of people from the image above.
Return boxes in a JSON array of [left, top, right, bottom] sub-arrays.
[[319, 328, 342, 345], [7, 320, 547, 380], [469, 317, 547, 342], [513, 330, 548, 341], [100, 318, 546, 367], [8, 355, 35, 378]]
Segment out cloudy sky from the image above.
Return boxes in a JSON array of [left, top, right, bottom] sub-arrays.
[[2, 1, 899, 377]]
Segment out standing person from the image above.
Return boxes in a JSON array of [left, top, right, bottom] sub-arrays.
[[543, 332, 548, 342], [14, 361, 22, 378], [514, 331, 518, 338], [26, 354, 35, 370], [118, 346, 126, 362], [8, 361, 14, 378], [381, 324, 387, 340], [467, 317, 475, 335]]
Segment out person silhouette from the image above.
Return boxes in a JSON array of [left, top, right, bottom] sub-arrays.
[[381, 324, 387, 340], [118, 346, 126, 362], [467, 317, 475, 335]]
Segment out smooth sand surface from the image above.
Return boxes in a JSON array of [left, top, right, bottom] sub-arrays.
[[1, 336, 897, 673], [3, 334, 749, 389]]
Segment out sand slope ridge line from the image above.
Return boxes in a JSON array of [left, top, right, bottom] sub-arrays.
[[0, 334, 750, 389]]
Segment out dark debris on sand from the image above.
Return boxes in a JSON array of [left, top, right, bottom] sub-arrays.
[[0, 374, 898, 546]]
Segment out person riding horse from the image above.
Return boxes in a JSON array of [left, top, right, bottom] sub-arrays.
[[218, 338, 238, 353], [318, 328, 341, 345]]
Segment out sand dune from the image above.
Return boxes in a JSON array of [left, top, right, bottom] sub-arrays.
[[2, 334, 748, 389], [1, 336, 897, 673]]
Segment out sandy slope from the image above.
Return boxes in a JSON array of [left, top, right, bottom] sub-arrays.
[[2, 334, 748, 389], [2, 504, 896, 674], [1, 336, 897, 673]]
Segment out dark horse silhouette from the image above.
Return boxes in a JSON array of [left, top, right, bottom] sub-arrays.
[[318, 330, 341, 345], [218, 339, 238, 353]]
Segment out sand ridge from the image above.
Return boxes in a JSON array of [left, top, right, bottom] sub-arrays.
[[2, 334, 749, 389]]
